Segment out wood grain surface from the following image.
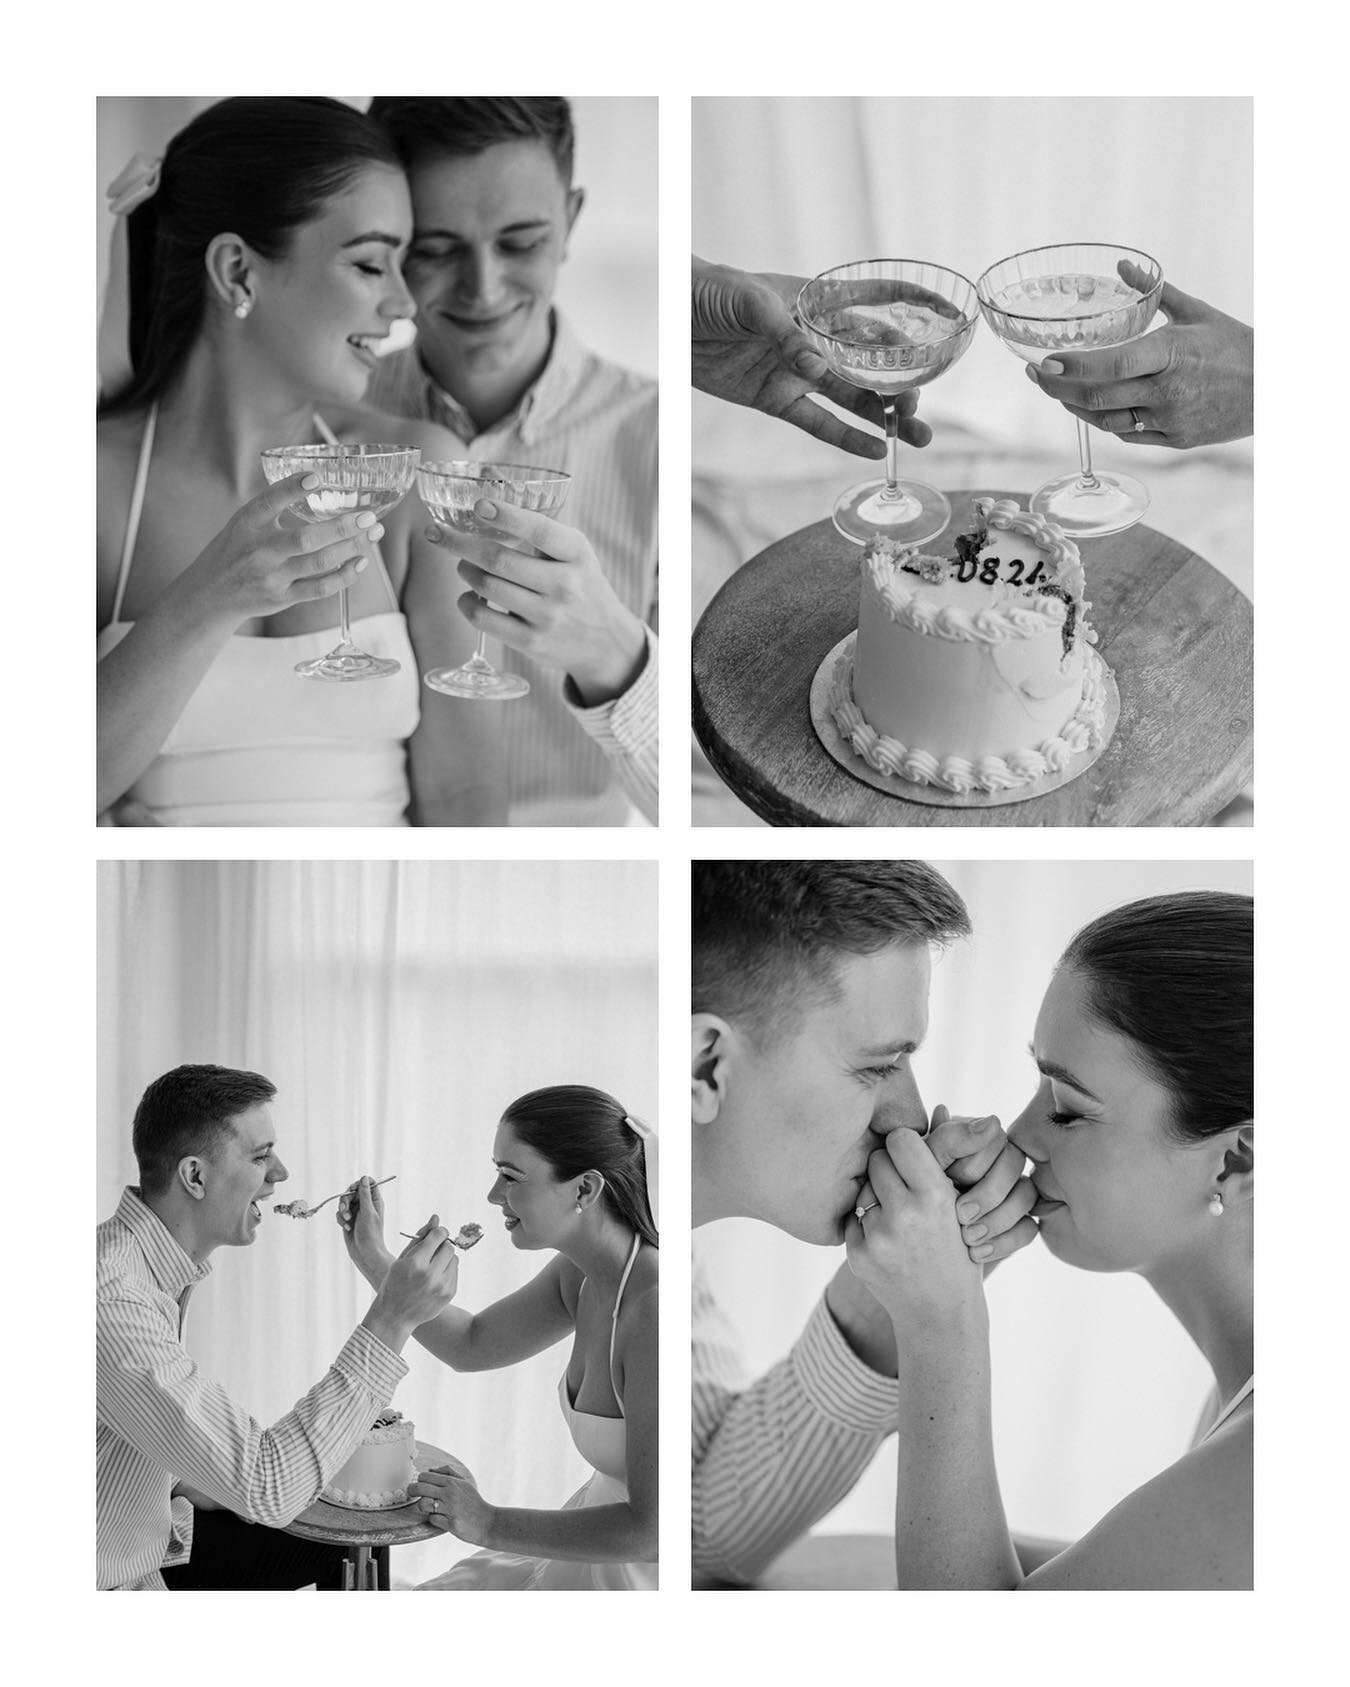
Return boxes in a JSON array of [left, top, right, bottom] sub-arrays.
[[691, 491, 1253, 827]]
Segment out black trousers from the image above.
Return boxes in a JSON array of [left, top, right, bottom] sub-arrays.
[[161, 1506, 349, 1590]]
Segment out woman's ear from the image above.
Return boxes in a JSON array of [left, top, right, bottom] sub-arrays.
[[1217, 1120, 1254, 1206], [575, 1170, 605, 1212], [692, 1014, 732, 1125], [203, 232, 254, 311]]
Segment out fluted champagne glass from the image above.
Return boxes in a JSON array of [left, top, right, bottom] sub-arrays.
[[796, 259, 980, 546], [259, 443, 421, 680], [416, 461, 572, 701], [978, 244, 1164, 538]]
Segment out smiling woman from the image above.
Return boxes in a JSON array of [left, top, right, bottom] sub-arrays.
[[95, 96, 502, 827]]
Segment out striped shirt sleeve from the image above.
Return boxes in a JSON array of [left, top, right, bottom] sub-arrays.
[[564, 625, 659, 823], [692, 1261, 897, 1584], [97, 1288, 407, 1531]]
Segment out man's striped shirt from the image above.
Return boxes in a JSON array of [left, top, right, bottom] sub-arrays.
[[691, 1254, 898, 1584], [367, 315, 658, 826], [96, 1188, 407, 1589]]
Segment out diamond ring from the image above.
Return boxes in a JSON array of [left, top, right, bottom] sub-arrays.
[[854, 1201, 879, 1221], [1130, 408, 1146, 433]]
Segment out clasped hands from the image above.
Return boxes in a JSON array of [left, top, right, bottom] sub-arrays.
[[847, 1104, 1037, 1325], [425, 500, 648, 708]]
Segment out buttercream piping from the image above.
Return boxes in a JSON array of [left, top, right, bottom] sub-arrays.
[[829, 646, 1107, 796]]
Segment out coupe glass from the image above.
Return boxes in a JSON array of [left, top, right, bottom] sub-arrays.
[[796, 259, 980, 546], [977, 244, 1164, 538], [416, 461, 571, 701], [259, 443, 421, 680]]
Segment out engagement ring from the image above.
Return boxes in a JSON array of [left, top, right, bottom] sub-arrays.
[[1131, 408, 1146, 432], [855, 1201, 878, 1221]]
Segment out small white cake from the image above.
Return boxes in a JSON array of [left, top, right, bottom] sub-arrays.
[[831, 497, 1108, 794], [322, 1409, 416, 1509]]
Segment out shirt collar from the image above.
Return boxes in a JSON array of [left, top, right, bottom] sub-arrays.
[[115, 1186, 211, 1297], [423, 311, 584, 447]]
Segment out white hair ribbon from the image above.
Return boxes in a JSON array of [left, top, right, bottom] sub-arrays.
[[623, 1113, 658, 1231], [99, 153, 162, 401]]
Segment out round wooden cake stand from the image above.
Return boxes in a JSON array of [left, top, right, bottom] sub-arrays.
[[691, 490, 1253, 827], [284, 1439, 469, 1591]]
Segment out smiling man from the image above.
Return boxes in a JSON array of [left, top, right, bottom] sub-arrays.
[[96, 1064, 460, 1589], [691, 862, 1037, 1585], [362, 97, 657, 826]]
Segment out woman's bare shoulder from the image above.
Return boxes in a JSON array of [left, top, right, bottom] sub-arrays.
[[1020, 1415, 1252, 1591]]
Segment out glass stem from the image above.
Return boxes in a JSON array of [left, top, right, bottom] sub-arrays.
[[1075, 418, 1101, 491], [338, 586, 354, 650], [882, 398, 902, 499], [472, 631, 490, 665]]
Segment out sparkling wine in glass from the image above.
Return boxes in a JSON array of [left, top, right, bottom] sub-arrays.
[[416, 461, 571, 701], [978, 244, 1163, 538], [796, 259, 980, 546], [260, 443, 421, 680]]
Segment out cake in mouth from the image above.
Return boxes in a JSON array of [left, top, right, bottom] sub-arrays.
[[829, 496, 1109, 796]]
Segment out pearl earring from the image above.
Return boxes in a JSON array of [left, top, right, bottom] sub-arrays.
[[234, 297, 252, 320], [575, 1201, 582, 1213], [1208, 1191, 1225, 1216]]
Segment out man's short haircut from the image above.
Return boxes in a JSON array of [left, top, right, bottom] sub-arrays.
[[367, 97, 575, 186], [692, 861, 970, 1044], [132, 1065, 277, 1200]]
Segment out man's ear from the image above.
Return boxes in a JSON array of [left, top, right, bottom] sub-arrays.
[[176, 1155, 209, 1203], [692, 1013, 733, 1125], [1217, 1120, 1254, 1208], [562, 186, 585, 253]]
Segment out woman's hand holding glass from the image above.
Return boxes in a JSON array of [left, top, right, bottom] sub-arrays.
[[179, 470, 383, 628], [336, 1174, 395, 1286], [428, 499, 648, 707], [1027, 273, 1253, 450]]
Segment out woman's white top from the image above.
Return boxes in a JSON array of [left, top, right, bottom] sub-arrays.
[[97, 406, 420, 826]]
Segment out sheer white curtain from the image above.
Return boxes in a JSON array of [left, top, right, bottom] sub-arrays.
[[696, 858, 1253, 1546], [97, 859, 656, 1585]]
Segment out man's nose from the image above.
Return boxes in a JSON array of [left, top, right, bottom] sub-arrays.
[[871, 1065, 927, 1136], [270, 1157, 289, 1184], [460, 246, 507, 306]]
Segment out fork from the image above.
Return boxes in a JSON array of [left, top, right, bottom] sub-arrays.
[[275, 1175, 396, 1219]]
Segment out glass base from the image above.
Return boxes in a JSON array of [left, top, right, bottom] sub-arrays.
[[832, 477, 951, 548], [294, 647, 402, 682], [424, 661, 530, 701], [1031, 469, 1150, 539]]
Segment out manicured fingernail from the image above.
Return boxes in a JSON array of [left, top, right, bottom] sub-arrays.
[[972, 1244, 994, 1262], [355, 555, 368, 572], [966, 1223, 988, 1241], [1039, 359, 1064, 376], [972, 1115, 994, 1132], [370, 524, 384, 540], [476, 499, 498, 520], [957, 1200, 980, 1223], [302, 474, 321, 490], [1024, 363, 1040, 381], [357, 511, 377, 528], [424, 525, 442, 543]]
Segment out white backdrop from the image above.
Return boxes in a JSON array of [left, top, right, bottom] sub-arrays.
[[96, 96, 657, 380], [97, 858, 657, 1585], [696, 857, 1253, 1548]]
